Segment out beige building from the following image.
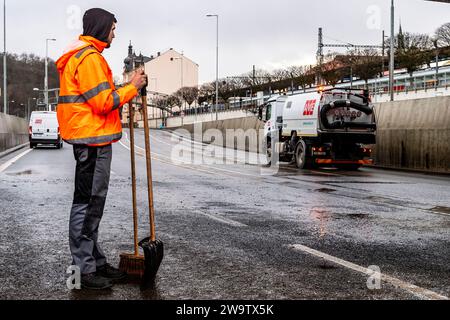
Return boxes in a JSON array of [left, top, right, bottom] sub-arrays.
[[122, 44, 199, 124], [144, 49, 199, 96]]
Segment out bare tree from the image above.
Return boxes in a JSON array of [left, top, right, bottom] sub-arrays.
[[319, 52, 346, 86], [217, 79, 239, 104], [290, 65, 315, 91], [385, 31, 433, 81], [0, 53, 59, 117], [435, 22, 450, 47], [165, 94, 181, 114], [199, 82, 215, 104], [175, 87, 199, 107], [240, 68, 272, 87], [271, 69, 289, 82], [287, 66, 305, 78], [167, 94, 181, 108], [153, 96, 173, 115], [344, 49, 381, 88]]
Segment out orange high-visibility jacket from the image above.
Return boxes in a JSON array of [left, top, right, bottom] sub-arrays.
[[56, 35, 138, 146]]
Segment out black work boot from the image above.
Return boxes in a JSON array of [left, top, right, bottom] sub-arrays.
[[96, 263, 127, 281], [81, 273, 113, 290]]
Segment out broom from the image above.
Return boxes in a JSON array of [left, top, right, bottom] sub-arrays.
[[119, 97, 146, 278], [138, 84, 164, 290]]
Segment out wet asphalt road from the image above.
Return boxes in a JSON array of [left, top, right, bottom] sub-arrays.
[[0, 129, 449, 300]]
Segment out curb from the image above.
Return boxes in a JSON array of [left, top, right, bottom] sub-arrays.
[[0, 143, 28, 160], [365, 164, 450, 177]]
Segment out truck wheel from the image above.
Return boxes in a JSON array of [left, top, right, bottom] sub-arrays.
[[295, 140, 308, 169]]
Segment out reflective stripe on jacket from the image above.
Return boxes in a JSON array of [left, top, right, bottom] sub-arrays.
[[56, 35, 138, 146]]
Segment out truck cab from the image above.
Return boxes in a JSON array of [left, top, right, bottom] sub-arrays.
[[259, 89, 376, 170]]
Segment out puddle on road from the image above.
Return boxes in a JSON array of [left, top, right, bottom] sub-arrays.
[[204, 201, 236, 208], [310, 208, 370, 221], [317, 263, 338, 270], [322, 181, 402, 185], [364, 195, 414, 207], [314, 188, 337, 193], [309, 207, 373, 242], [345, 213, 370, 219], [6, 170, 34, 176], [429, 206, 450, 214], [152, 181, 174, 188]]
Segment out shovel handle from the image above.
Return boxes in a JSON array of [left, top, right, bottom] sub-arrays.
[[128, 100, 140, 256], [141, 85, 156, 242]]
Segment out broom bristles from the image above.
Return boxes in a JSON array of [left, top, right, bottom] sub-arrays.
[[119, 253, 146, 278]]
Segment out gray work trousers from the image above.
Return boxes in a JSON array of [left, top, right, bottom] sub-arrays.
[[69, 144, 112, 275]]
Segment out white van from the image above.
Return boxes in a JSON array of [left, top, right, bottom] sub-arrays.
[[29, 111, 63, 149]]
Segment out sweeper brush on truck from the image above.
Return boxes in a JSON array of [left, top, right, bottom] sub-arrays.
[[259, 88, 377, 170]]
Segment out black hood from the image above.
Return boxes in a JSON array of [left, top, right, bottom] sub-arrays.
[[82, 8, 117, 43]]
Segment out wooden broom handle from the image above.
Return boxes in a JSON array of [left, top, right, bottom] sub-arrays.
[[128, 100, 140, 256], [141, 86, 156, 242]]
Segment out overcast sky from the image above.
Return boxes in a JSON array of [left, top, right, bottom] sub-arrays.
[[5, 0, 450, 84]]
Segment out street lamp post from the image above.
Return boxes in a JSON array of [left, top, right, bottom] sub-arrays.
[[3, 0, 7, 114], [206, 14, 219, 121], [389, 0, 395, 102], [27, 97, 36, 121], [45, 38, 56, 111], [170, 56, 184, 120], [20, 103, 25, 118]]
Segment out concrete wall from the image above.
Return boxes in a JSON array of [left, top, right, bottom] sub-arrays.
[[374, 96, 450, 173], [0, 113, 28, 153], [166, 109, 250, 128], [176, 116, 264, 153]]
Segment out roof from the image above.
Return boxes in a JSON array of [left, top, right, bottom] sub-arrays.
[[147, 48, 199, 67]]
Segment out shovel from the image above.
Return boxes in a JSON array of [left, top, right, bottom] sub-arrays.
[[138, 84, 164, 290]]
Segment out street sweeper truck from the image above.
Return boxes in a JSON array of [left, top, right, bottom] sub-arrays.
[[259, 88, 377, 170]]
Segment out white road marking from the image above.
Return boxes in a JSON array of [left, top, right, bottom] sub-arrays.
[[133, 130, 261, 166], [197, 211, 248, 228], [290, 244, 449, 300], [426, 209, 450, 218], [118, 138, 220, 176], [0, 149, 33, 173], [122, 131, 259, 178]]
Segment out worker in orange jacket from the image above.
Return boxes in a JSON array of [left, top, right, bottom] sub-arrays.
[[57, 8, 147, 290]]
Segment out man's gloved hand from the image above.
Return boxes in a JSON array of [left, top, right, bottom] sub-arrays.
[[130, 69, 148, 90]]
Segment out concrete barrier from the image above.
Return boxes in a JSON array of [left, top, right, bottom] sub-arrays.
[[0, 113, 28, 153], [374, 96, 450, 174], [166, 109, 251, 129], [175, 116, 265, 153], [169, 96, 450, 174]]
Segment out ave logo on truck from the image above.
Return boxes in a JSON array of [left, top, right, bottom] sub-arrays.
[[303, 100, 316, 116]]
